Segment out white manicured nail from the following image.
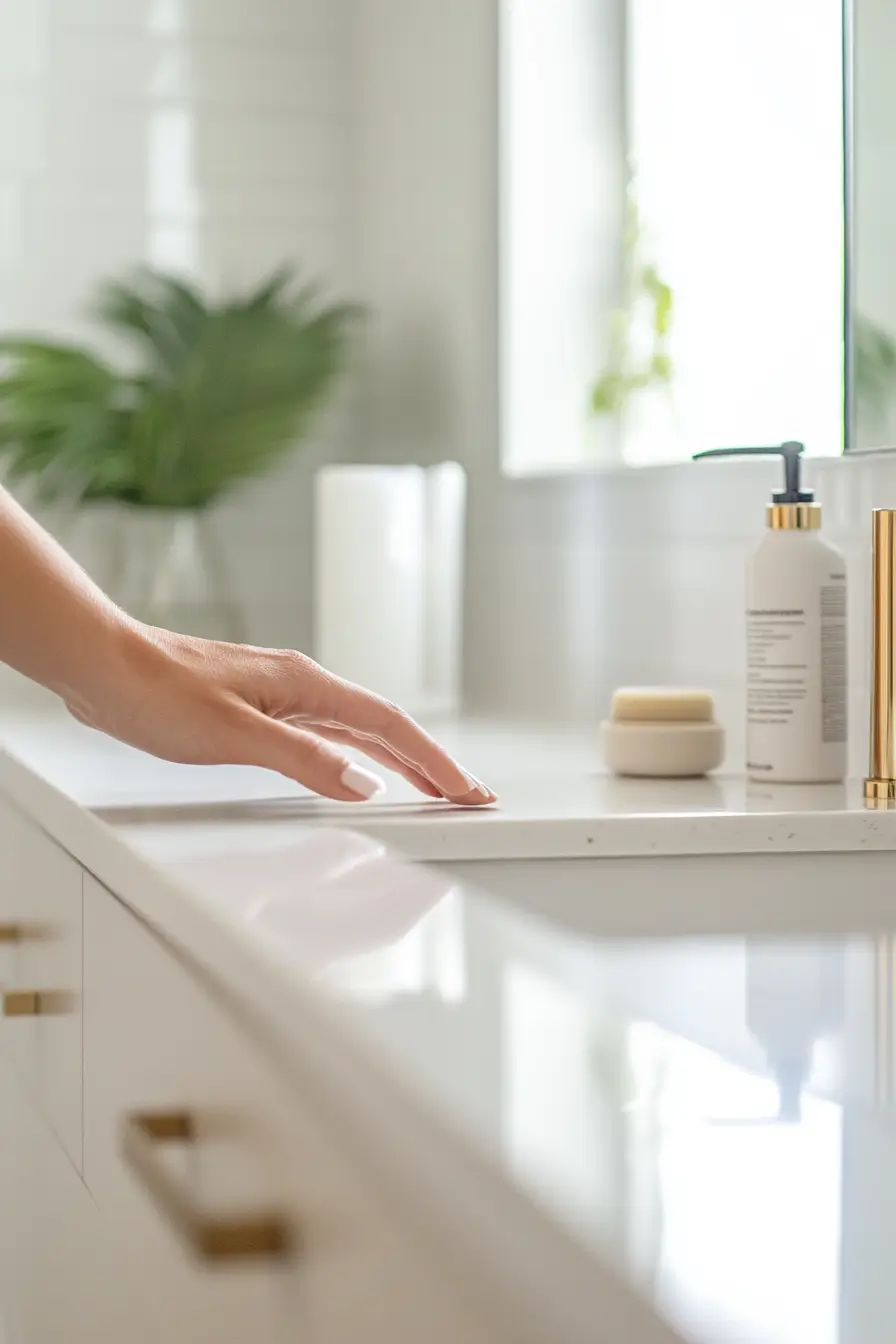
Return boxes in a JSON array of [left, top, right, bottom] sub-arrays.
[[341, 763, 387, 800]]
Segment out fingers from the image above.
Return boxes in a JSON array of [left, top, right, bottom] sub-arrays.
[[309, 724, 444, 799], [312, 677, 497, 806], [234, 710, 387, 802]]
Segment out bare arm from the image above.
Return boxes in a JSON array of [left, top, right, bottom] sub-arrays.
[[0, 488, 134, 701], [0, 488, 495, 806]]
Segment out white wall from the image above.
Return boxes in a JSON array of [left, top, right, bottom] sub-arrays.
[[350, 0, 501, 472], [855, 0, 896, 447], [5, 0, 884, 768], [0, 0, 355, 653], [351, 0, 627, 719], [855, 0, 896, 335], [571, 450, 892, 779]]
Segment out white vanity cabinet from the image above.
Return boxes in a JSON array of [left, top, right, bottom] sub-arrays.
[[0, 796, 128, 1344], [4, 1081, 159, 1344], [0, 860, 512, 1344], [0, 771, 684, 1344], [81, 874, 507, 1344], [0, 795, 82, 1168]]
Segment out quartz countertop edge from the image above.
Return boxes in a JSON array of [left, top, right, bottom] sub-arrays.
[[333, 795, 896, 862]]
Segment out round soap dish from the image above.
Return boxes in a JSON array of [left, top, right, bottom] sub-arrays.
[[601, 687, 725, 779]]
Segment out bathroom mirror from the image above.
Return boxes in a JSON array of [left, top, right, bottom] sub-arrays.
[[850, 0, 896, 450]]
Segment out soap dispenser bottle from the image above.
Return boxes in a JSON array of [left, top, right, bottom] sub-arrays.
[[695, 442, 847, 783]]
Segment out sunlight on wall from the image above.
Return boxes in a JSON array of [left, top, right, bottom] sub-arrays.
[[626, 0, 844, 463], [502, 0, 844, 472]]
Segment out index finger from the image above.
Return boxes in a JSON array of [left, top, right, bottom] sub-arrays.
[[320, 677, 496, 806]]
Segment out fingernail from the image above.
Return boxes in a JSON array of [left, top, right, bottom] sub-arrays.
[[341, 763, 387, 800], [463, 775, 497, 802]]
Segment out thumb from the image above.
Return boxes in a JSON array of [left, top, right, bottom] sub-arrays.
[[234, 711, 386, 801]]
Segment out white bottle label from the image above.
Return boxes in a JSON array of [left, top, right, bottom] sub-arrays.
[[746, 572, 847, 780], [820, 584, 848, 744]]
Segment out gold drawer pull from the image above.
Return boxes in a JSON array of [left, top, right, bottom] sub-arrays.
[[3, 990, 40, 1016], [0, 923, 51, 945], [2, 990, 72, 1017], [122, 1111, 293, 1262]]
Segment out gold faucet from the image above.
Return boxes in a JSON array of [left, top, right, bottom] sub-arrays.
[[866, 509, 896, 804]]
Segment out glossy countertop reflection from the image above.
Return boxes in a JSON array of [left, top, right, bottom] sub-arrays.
[[100, 804, 896, 1344], [311, 888, 887, 1344]]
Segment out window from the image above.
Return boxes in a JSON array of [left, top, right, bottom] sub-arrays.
[[501, 0, 845, 474]]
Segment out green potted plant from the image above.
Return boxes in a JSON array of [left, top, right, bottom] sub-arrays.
[[855, 314, 896, 421], [0, 266, 358, 637], [591, 178, 676, 460]]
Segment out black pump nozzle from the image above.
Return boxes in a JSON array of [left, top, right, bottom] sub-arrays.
[[694, 441, 812, 504]]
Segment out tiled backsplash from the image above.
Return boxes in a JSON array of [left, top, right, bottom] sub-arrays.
[[550, 452, 895, 779]]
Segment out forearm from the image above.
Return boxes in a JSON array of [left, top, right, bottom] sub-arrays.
[[0, 491, 494, 804], [0, 487, 137, 699]]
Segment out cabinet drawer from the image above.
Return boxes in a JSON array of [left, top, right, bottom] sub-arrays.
[[0, 794, 83, 1170], [83, 876, 509, 1344], [11, 1075, 161, 1344], [0, 1050, 29, 1337]]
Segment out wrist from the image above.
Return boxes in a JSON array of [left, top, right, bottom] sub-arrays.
[[56, 610, 164, 713]]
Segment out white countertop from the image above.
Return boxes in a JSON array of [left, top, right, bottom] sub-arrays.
[[328, 891, 871, 1344], [2, 710, 896, 1342], [1, 709, 895, 862]]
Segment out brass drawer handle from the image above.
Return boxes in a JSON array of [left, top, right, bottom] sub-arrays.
[[122, 1111, 293, 1262], [3, 990, 40, 1017], [0, 923, 51, 945], [2, 990, 72, 1017]]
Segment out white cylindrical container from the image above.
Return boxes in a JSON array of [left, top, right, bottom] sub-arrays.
[[697, 440, 847, 783], [314, 463, 467, 714], [747, 523, 847, 782], [421, 462, 466, 718], [314, 466, 426, 706]]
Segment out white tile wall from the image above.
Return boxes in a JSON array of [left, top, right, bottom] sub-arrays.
[[1, 0, 354, 655], [550, 452, 896, 780]]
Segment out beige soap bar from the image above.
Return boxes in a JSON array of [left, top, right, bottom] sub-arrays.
[[602, 687, 724, 778], [610, 687, 715, 724]]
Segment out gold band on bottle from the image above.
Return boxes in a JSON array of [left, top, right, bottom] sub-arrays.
[[866, 510, 896, 805], [766, 503, 822, 531]]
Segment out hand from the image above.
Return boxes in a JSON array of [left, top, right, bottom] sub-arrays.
[[65, 624, 497, 805]]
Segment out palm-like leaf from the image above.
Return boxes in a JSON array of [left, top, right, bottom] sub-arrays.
[[855, 314, 896, 411], [0, 340, 129, 500], [0, 267, 359, 507], [92, 271, 210, 379]]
